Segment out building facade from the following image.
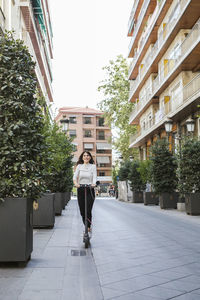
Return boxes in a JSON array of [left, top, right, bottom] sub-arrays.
[[55, 106, 113, 192], [128, 0, 200, 158], [0, 0, 54, 117]]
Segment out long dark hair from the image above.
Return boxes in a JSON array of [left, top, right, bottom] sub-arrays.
[[76, 151, 95, 165]]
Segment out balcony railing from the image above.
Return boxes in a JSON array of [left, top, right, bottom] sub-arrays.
[[129, 89, 152, 124], [97, 176, 112, 182], [129, 73, 200, 146], [128, 0, 140, 31], [128, 0, 189, 79], [128, 0, 151, 52], [129, 18, 200, 120]]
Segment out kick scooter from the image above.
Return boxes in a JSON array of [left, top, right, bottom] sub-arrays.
[[80, 184, 91, 248]]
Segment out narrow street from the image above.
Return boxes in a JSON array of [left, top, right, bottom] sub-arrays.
[[1, 198, 200, 300]]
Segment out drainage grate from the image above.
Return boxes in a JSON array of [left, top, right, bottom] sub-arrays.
[[71, 250, 86, 256]]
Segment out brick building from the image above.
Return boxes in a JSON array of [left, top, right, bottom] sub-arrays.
[[55, 106, 113, 192]]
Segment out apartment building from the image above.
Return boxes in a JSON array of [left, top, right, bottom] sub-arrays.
[[0, 0, 54, 117], [55, 107, 113, 192], [128, 0, 200, 159]]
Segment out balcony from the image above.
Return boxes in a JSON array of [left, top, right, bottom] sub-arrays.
[[20, 0, 53, 102], [129, 18, 200, 122], [128, 0, 200, 80], [97, 176, 112, 182], [129, 73, 200, 148], [128, 0, 157, 57], [0, 8, 5, 33], [128, 0, 144, 36]]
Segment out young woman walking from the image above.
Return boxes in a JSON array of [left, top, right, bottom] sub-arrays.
[[73, 151, 97, 231]]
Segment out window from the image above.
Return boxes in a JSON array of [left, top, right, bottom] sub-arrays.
[[98, 131, 105, 140], [99, 172, 105, 176], [84, 130, 92, 138], [69, 130, 76, 137], [97, 149, 106, 154], [69, 117, 77, 124], [83, 117, 92, 124], [98, 118, 104, 126]]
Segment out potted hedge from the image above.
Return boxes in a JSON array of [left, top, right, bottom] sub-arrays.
[[45, 123, 74, 215], [0, 32, 48, 262], [151, 139, 178, 209], [179, 139, 200, 215], [138, 160, 159, 205], [33, 106, 56, 229], [128, 160, 146, 203]]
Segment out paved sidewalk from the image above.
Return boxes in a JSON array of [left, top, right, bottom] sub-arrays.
[[1, 198, 200, 300], [0, 198, 103, 300]]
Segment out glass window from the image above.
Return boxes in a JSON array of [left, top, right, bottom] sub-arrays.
[[83, 117, 91, 124], [84, 130, 92, 137], [99, 172, 105, 176], [98, 131, 105, 140], [69, 117, 76, 124], [69, 130, 76, 137], [98, 118, 104, 126]]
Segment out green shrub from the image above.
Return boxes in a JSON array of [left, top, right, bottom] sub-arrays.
[[179, 139, 200, 194], [128, 160, 146, 192], [150, 139, 178, 194], [0, 32, 48, 200]]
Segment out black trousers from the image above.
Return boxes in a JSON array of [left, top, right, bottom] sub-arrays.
[[77, 186, 95, 228]]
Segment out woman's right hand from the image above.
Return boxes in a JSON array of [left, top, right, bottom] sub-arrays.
[[75, 183, 80, 188]]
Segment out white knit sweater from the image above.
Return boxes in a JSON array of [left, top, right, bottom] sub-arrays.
[[73, 163, 97, 185]]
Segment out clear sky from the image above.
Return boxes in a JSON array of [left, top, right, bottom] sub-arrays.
[[49, 0, 132, 113]]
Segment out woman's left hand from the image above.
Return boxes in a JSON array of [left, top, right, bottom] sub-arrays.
[[91, 184, 96, 188]]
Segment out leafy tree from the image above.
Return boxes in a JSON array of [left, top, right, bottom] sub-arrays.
[[118, 160, 132, 181], [45, 122, 74, 193], [128, 160, 146, 192], [179, 139, 200, 194], [150, 139, 178, 194], [112, 164, 119, 193], [137, 160, 152, 186], [0, 32, 48, 201], [97, 55, 137, 159]]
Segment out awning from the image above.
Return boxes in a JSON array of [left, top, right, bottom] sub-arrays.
[[31, 0, 46, 34], [84, 143, 93, 149], [96, 156, 110, 164], [83, 115, 94, 117], [96, 143, 112, 150]]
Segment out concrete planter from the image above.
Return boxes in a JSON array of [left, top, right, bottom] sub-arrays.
[[55, 192, 63, 215], [33, 193, 55, 228], [159, 192, 179, 209], [61, 193, 65, 210], [185, 193, 200, 215], [144, 192, 159, 206], [132, 191, 144, 203], [0, 197, 33, 262], [177, 196, 185, 211]]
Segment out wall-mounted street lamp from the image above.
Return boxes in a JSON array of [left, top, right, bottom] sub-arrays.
[[60, 118, 69, 132], [185, 117, 195, 133], [164, 118, 195, 135], [164, 118, 173, 133]]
